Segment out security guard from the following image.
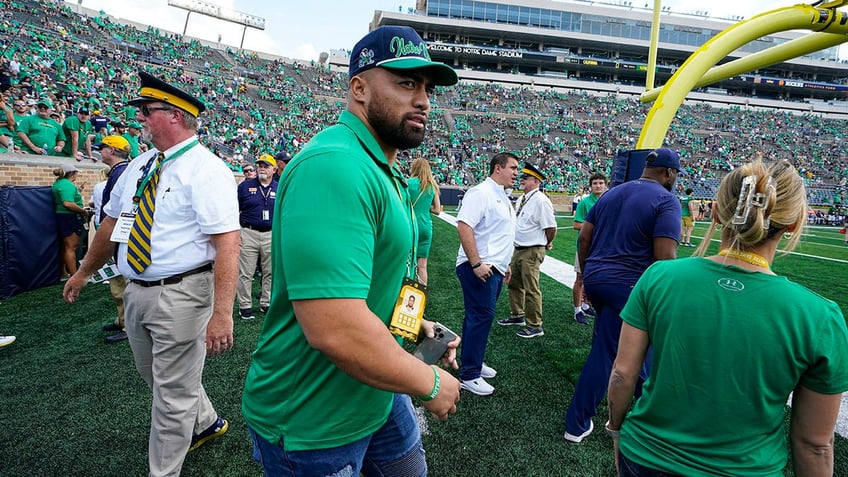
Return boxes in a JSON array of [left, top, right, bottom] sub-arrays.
[[64, 71, 240, 477], [236, 153, 278, 319]]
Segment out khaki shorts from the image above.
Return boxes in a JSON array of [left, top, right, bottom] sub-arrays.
[[682, 216, 694, 228]]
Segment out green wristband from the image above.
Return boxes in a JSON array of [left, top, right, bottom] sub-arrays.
[[419, 367, 440, 402]]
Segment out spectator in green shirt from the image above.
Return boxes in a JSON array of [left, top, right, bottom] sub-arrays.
[[16, 98, 66, 155]]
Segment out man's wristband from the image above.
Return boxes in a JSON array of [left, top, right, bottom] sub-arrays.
[[418, 367, 440, 402], [471, 261, 483, 269], [605, 421, 620, 438]]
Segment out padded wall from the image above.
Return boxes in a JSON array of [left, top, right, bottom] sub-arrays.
[[0, 186, 59, 299]]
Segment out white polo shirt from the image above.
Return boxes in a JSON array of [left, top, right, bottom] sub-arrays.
[[456, 177, 516, 273], [104, 136, 240, 281], [514, 189, 556, 247]]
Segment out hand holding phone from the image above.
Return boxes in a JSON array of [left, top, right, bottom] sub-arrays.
[[414, 322, 458, 365]]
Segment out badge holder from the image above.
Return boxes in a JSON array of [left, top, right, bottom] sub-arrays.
[[389, 278, 427, 342]]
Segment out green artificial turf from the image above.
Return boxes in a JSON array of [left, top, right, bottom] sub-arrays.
[[1, 216, 846, 476]]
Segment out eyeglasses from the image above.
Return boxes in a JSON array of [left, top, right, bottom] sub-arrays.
[[140, 104, 173, 116], [37, 105, 51, 110], [13, 103, 25, 107], [243, 168, 255, 173]]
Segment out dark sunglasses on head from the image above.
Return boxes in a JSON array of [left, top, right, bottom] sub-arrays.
[[140, 104, 173, 116]]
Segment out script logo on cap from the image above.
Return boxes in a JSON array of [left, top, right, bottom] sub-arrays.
[[389, 36, 430, 60]]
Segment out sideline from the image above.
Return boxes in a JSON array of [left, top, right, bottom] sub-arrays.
[[437, 212, 848, 438]]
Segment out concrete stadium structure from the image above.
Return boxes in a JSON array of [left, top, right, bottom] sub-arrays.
[[350, 0, 848, 116]]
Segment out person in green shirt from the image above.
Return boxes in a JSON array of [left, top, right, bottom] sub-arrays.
[[242, 26, 461, 476], [61, 107, 94, 160], [608, 159, 848, 476], [571, 173, 606, 324], [52, 163, 87, 278], [407, 157, 442, 286], [16, 98, 66, 155], [121, 121, 145, 158]]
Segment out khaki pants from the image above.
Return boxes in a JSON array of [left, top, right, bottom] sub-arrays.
[[237, 228, 272, 309], [110, 275, 127, 327], [507, 246, 546, 328], [124, 271, 218, 477]]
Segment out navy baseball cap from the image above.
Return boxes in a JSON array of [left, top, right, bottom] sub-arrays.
[[349, 26, 458, 86], [645, 148, 684, 173]]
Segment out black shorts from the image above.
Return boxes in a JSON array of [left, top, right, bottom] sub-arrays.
[[56, 213, 83, 237]]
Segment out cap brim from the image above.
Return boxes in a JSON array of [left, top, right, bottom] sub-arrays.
[[379, 57, 458, 86], [91, 143, 105, 150]]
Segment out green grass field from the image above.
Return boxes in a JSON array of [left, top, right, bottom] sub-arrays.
[[1, 214, 846, 476]]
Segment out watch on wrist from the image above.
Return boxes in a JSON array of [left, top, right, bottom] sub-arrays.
[[471, 261, 483, 269]]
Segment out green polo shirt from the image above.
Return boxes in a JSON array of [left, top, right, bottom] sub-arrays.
[[242, 110, 417, 451], [573, 193, 599, 224]]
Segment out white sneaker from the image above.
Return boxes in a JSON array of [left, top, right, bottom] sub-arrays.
[[461, 377, 495, 396], [481, 363, 497, 379], [0, 336, 16, 348], [564, 420, 594, 443]]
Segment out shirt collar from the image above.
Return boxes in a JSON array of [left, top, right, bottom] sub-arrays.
[[337, 110, 406, 186]]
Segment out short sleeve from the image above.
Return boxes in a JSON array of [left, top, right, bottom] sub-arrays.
[[620, 264, 655, 332], [279, 153, 383, 301], [799, 303, 848, 394], [456, 187, 484, 228], [193, 163, 239, 235]]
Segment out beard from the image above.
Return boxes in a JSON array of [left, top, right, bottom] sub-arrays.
[[141, 128, 152, 143], [366, 101, 425, 150], [257, 171, 268, 181]]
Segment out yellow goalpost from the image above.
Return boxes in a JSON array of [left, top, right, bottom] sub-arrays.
[[639, 1, 848, 149]]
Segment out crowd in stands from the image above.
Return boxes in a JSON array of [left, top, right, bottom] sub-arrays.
[[1, 0, 847, 208]]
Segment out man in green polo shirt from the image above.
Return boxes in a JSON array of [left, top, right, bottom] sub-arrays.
[[572, 173, 607, 324], [242, 26, 461, 476]]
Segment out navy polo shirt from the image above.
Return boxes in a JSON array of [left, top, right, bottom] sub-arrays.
[[238, 177, 278, 231]]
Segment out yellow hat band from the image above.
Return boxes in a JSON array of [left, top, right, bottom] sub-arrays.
[[139, 87, 200, 117], [522, 167, 543, 181]]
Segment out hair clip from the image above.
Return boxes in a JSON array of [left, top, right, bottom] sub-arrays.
[[731, 175, 756, 226]]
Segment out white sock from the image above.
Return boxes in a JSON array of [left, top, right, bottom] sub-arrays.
[[574, 306, 582, 314]]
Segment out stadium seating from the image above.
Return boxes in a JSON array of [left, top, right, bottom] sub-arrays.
[[1, 0, 847, 208]]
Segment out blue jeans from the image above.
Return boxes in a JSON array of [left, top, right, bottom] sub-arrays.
[[456, 261, 504, 381], [618, 451, 680, 477], [564, 282, 650, 435], [248, 394, 426, 477]]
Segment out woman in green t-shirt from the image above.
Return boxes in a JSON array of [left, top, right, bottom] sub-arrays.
[[52, 164, 87, 279], [607, 159, 848, 476], [407, 158, 441, 286]]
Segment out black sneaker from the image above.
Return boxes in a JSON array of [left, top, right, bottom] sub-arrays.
[[239, 308, 255, 320], [582, 306, 596, 317], [189, 417, 228, 452], [102, 322, 122, 332], [260, 305, 269, 314], [105, 331, 128, 343]]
